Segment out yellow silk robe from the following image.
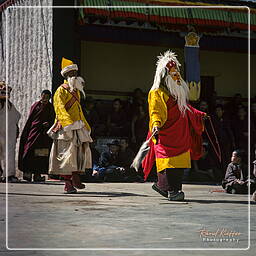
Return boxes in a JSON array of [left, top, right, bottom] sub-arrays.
[[53, 85, 91, 131], [148, 87, 191, 172]]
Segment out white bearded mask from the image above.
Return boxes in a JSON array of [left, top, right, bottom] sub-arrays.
[[151, 50, 190, 115], [67, 76, 86, 98], [165, 74, 190, 115]]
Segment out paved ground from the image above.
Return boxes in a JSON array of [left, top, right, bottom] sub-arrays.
[[0, 181, 255, 256]]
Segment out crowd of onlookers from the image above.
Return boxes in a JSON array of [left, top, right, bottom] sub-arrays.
[[81, 89, 255, 184], [79, 88, 148, 183], [80, 88, 149, 153], [0, 84, 255, 198]]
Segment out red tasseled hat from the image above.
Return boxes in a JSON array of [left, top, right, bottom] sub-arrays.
[[166, 60, 177, 71]]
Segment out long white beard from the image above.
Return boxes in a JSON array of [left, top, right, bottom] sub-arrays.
[[68, 76, 85, 98], [165, 75, 190, 115]]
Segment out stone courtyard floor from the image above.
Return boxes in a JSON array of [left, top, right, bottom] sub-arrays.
[[0, 181, 255, 256]]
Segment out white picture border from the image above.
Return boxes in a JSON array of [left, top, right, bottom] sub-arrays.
[[4, 4, 251, 251]]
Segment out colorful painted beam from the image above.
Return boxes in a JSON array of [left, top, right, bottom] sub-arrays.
[[79, 0, 256, 31]]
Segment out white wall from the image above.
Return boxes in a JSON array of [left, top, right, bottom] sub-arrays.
[[0, 0, 53, 130], [81, 41, 255, 99]]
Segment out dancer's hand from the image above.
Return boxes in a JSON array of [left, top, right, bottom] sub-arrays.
[[203, 113, 210, 120], [152, 126, 160, 135], [237, 180, 245, 185]]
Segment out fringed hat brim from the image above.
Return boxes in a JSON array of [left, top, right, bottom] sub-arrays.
[[61, 64, 78, 77]]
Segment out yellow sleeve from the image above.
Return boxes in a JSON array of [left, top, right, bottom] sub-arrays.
[[148, 88, 169, 131], [53, 86, 74, 127]]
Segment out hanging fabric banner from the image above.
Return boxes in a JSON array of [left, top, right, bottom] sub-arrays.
[[184, 32, 201, 101]]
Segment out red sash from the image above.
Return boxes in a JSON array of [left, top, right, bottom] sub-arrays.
[[142, 96, 205, 180], [52, 85, 80, 133]]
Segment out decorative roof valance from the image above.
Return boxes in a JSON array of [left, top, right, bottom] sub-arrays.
[[79, 0, 256, 31]]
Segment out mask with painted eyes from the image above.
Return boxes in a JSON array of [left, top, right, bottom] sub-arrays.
[[168, 66, 181, 85]]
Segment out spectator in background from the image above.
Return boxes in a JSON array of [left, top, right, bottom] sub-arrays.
[[232, 106, 248, 152], [92, 140, 125, 182], [212, 104, 235, 176], [208, 90, 225, 114], [90, 140, 100, 169], [225, 93, 244, 117], [18, 90, 55, 182], [197, 100, 212, 154], [92, 139, 143, 182], [131, 105, 149, 151], [119, 138, 143, 182], [81, 96, 105, 138], [130, 88, 147, 116], [198, 100, 210, 114], [222, 149, 255, 194], [107, 98, 128, 137], [81, 140, 101, 183], [119, 138, 135, 167], [0, 82, 21, 182], [207, 91, 217, 114], [198, 101, 212, 132], [191, 142, 222, 182], [251, 101, 256, 129], [251, 101, 256, 126]]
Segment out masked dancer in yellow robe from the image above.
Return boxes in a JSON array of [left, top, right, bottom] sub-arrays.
[[143, 51, 206, 201], [48, 58, 92, 193]]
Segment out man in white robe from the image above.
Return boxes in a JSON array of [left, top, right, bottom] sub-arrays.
[[0, 82, 21, 182]]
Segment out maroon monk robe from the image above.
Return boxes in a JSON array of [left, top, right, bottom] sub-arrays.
[[18, 101, 55, 174]]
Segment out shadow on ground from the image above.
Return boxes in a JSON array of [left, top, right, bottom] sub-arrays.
[[0, 191, 148, 198], [159, 198, 251, 205]]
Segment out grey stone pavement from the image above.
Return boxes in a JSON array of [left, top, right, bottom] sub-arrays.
[[0, 181, 255, 256]]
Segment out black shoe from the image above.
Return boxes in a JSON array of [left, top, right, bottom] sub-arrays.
[[33, 174, 45, 182], [48, 174, 61, 180], [2, 176, 20, 183], [168, 191, 185, 201], [23, 172, 32, 182], [152, 183, 168, 198]]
